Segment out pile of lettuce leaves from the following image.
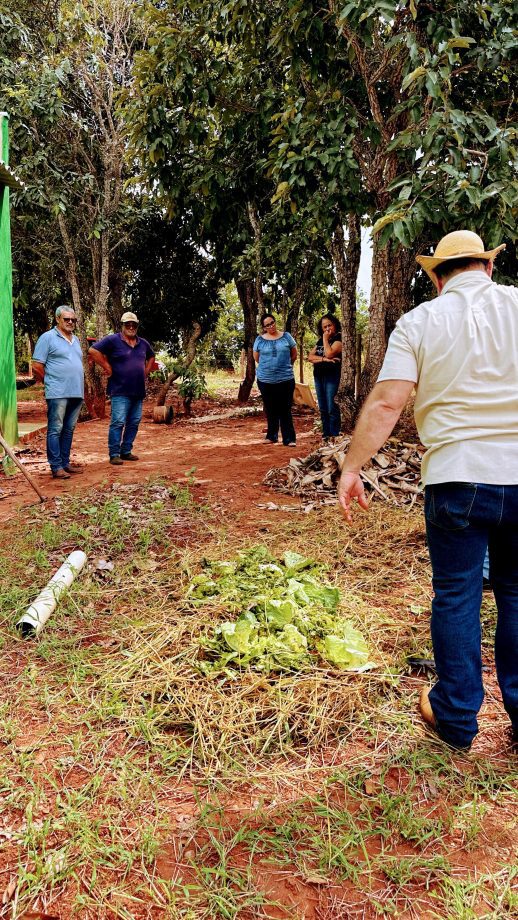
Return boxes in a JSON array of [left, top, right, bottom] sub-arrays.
[[188, 546, 374, 675]]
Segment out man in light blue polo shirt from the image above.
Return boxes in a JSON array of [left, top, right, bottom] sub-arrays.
[[32, 305, 84, 479]]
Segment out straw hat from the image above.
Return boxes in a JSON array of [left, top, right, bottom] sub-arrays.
[[416, 230, 506, 281]]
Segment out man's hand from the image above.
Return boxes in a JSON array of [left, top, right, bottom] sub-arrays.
[[335, 379, 414, 524], [338, 471, 369, 524]]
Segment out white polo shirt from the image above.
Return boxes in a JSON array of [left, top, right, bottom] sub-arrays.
[[378, 271, 518, 485]]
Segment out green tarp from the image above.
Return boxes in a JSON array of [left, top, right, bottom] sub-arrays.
[[0, 113, 19, 445]]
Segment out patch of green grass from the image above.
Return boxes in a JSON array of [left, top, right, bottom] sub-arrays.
[[432, 866, 518, 919], [0, 485, 516, 919]]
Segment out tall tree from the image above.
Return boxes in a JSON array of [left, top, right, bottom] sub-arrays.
[[2, 0, 145, 413], [252, 0, 517, 406], [126, 0, 334, 402]]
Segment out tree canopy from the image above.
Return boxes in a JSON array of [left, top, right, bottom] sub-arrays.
[[2, 0, 516, 419]]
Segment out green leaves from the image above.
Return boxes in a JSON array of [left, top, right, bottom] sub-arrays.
[[318, 626, 371, 670], [447, 36, 476, 49], [191, 546, 373, 675], [401, 66, 427, 92]]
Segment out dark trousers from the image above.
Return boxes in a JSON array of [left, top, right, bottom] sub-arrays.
[[257, 379, 296, 444]]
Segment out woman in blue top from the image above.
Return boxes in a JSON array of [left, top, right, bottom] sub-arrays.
[[253, 313, 298, 445], [308, 313, 342, 439]]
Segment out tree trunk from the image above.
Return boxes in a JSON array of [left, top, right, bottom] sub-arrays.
[[298, 330, 305, 383], [332, 213, 361, 429], [155, 322, 202, 407], [58, 213, 106, 417], [247, 202, 265, 314], [83, 229, 111, 419], [285, 258, 313, 339], [96, 230, 110, 340], [58, 214, 86, 351], [108, 260, 124, 328], [358, 236, 389, 403], [236, 277, 258, 404], [355, 332, 362, 398], [386, 244, 416, 337]]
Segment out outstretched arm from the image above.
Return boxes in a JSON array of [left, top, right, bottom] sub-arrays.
[[338, 379, 415, 524]]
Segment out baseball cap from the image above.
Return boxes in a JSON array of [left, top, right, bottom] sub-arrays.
[[120, 311, 139, 324]]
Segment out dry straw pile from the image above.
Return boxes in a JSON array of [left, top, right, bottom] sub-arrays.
[[264, 437, 425, 508]]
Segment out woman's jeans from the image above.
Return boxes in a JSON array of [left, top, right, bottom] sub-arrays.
[[425, 482, 518, 748], [46, 397, 83, 472], [109, 396, 143, 458], [313, 375, 341, 438], [257, 379, 296, 444]]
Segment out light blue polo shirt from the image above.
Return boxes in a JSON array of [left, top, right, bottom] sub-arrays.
[[33, 327, 84, 399]]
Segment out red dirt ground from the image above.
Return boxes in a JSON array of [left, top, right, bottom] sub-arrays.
[[1, 393, 319, 523], [2, 393, 517, 919]]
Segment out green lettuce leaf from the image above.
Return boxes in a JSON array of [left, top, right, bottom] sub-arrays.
[[264, 598, 299, 628], [319, 624, 370, 670], [208, 561, 237, 576], [219, 617, 257, 654], [302, 581, 340, 611], [283, 551, 315, 572], [267, 624, 309, 669]]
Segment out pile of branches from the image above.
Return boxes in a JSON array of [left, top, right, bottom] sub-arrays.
[[264, 437, 425, 508]]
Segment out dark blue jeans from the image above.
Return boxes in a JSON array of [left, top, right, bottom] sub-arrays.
[[108, 396, 143, 458], [257, 379, 296, 444], [46, 398, 83, 472], [425, 482, 518, 748], [313, 374, 341, 438]]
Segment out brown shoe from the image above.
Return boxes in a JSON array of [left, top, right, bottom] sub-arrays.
[[419, 686, 436, 729], [120, 452, 139, 461], [64, 463, 83, 474], [110, 456, 123, 466], [52, 468, 71, 480], [420, 687, 471, 751]]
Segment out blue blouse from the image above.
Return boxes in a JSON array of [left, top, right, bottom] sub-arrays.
[[254, 332, 296, 383]]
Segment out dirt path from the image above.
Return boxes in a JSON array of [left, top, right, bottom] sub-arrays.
[[1, 398, 319, 521]]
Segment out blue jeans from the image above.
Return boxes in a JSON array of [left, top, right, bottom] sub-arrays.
[[313, 375, 341, 438], [483, 550, 490, 580], [108, 396, 143, 458], [425, 483, 518, 748], [46, 398, 83, 472]]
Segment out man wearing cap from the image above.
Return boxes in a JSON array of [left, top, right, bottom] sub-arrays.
[[88, 313, 155, 465], [337, 230, 518, 752], [32, 305, 84, 479]]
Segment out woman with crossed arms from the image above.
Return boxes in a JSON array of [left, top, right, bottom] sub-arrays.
[[308, 313, 343, 440]]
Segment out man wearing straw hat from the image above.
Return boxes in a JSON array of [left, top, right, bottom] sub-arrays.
[[337, 230, 518, 752]]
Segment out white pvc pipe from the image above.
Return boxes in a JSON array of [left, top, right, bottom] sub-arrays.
[[17, 551, 87, 638]]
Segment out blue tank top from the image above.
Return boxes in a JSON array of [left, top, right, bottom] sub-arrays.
[[254, 332, 296, 383]]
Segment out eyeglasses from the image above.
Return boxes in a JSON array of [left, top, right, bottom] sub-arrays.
[[62, 317, 77, 324], [123, 322, 138, 328], [263, 321, 275, 329]]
